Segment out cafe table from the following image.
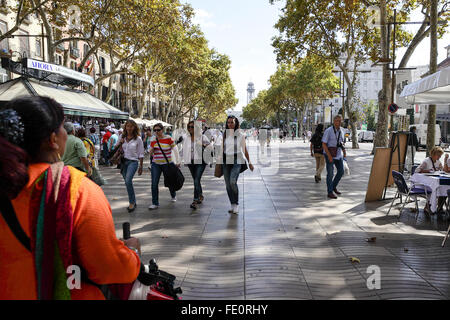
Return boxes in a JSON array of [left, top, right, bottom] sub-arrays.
[[410, 172, 450, 213]]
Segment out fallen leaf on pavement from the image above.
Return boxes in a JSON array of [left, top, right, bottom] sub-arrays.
[[349, 257, 360, 263]]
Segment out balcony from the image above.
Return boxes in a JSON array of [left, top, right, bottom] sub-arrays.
[[70, 47, 80, 59], [56, 43, 65, 52]]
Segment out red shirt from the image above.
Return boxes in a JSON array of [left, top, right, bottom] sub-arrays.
[[102, 131, 112, 144]]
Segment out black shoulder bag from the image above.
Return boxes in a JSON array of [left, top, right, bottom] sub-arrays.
[[156, 138, 185, 191]]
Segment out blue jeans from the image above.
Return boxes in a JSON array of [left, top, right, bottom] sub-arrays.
[[151, 163, 176, 206], [102, 142, 110, 165], [324, 155, 344, 194], [188, 164, 206, 201], [223, 164, 242, 205], [121, 159, 138, 205]]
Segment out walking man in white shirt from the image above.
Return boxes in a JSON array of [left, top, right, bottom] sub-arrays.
[[322, 115, 347, 199]]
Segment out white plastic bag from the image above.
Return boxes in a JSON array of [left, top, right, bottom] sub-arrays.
[[344, 158, 350, 176]]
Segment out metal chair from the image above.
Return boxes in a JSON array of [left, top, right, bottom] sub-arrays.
[[442, 189, 450, 247], [387, 170, 429, 221]]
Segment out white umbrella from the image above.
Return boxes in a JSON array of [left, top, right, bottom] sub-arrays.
[[129, 117, 147, 125]]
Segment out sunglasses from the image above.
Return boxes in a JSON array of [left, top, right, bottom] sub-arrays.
[[154, 129, 162, 132], [188, 126, 194, 129]]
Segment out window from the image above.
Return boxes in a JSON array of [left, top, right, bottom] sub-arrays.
[[0, 21, 8, 53], [56, 54, 62, 65], [100, 57, 106, 75], [83, 44, 89, 58], [35, 39, 41, 57], [18, 29, 30, 57]]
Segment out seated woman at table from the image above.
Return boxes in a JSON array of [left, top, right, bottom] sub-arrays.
[[416, 146, 444, 173]]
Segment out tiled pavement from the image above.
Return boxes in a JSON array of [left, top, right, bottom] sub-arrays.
[[100, 141, 450, 300]]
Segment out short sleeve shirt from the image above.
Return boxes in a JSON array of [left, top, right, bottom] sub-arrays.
[[62, 134, 88, 168], [417, 157, 443, 173], [322, 126, 344, 160], [150, 135, 176, 164]]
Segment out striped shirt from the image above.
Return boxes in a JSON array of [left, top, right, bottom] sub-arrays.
[[150, 136, 176, 164]]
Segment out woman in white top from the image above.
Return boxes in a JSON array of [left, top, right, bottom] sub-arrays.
[[219, 116, 254, 214], [116, 120, 145, 212], [416, 146, 444, 173], [184, 121, 212, 210]]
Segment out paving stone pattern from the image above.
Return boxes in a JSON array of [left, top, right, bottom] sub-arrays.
[[100, 141, 450, 300]]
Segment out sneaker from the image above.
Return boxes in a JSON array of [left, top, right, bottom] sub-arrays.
[[190, 201, 198, 210], [148, 205, 159, 210], [314, 175, 319, 183], [228, 204, 235, 213], [171, 197, 177, 203], [233, 205, 239, 214]]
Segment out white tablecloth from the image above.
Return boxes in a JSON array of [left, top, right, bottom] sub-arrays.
[[410, 173, 450, 212]]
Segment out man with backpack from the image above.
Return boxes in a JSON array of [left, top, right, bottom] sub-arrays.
[[310, 124, 325, 183]]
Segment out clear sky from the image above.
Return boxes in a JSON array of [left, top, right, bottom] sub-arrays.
[[186, 0, 284, 112], [186, 0, 449, 112]]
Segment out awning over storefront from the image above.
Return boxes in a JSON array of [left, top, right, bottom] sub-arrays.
[[0, 77, 130, 120], [400, 66, 450, 105], [128, 117, 173, 127]]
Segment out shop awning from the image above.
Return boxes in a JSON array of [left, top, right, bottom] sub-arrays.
[[0, 77, 130, 120], [400, 66, 450, 105]]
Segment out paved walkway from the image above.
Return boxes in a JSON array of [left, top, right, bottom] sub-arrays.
[[100, 141, 450, 300]]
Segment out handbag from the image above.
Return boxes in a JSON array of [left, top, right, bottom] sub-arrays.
[[214, 164, 223, 178], [90, 166, 106, 186], [110, 140, 125, 165], [328, 147, 338, 158], [156, 138, 184, 191]]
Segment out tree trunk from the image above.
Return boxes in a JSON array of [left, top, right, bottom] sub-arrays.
[[373, 0, 391, 151], [426, 0, 438, 156]]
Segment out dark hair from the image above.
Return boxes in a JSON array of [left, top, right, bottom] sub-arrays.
[[315, 123, 324, 133], [410, 126, 416, 132], [90, 127, 96, 134], [153, 123, 164, 131], [0, 96, 65, 199], [76, 127, 86, 139], [225, 116, 240, 130]]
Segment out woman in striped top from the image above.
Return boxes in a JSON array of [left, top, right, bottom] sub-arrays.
[[148, 123, 180, 210]]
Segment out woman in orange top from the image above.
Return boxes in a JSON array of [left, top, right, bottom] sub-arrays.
[[0, 96, 141, 300]]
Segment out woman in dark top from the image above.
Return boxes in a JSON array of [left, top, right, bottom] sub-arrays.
[[310, 124, 325, 183]]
